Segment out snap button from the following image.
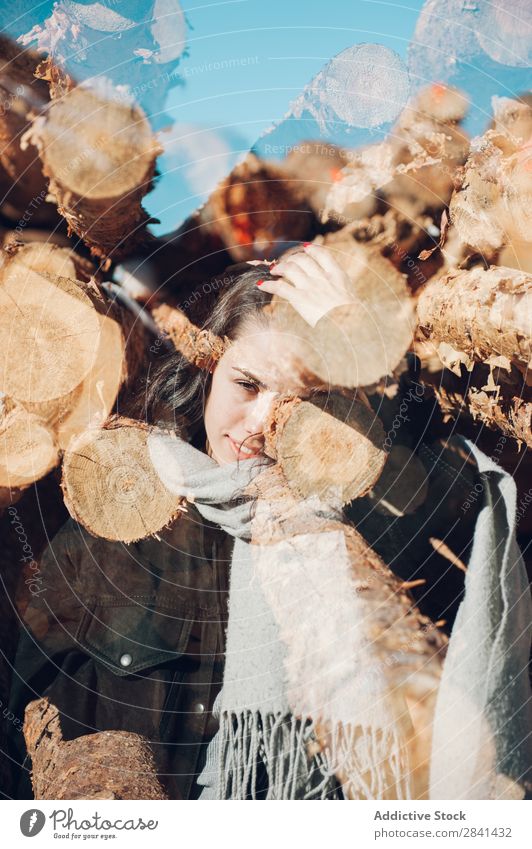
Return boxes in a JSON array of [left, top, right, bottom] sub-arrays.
[[193, 702, 205, 713], [119, 653, 133, 668]]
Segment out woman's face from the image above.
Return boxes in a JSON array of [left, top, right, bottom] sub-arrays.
[[203, 318, 307, 465]]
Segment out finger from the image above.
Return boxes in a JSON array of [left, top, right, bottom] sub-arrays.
[[269, 261, 312, 290], [256, 278, 299, 304], [279, 251, 325, 279], [304, 244, 346, 278]]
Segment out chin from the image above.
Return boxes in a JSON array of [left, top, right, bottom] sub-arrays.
[[211, 444, 236, 466]]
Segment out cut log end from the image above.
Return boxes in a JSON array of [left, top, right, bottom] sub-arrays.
[[0, 266, 101, 404], [61, 418, 185, 542], [37, 86, 159, 200], [0, 403, 59, 488], [269, 242, 415, 388], [264, 394, 387, 503], [29, 83, 162, 259]]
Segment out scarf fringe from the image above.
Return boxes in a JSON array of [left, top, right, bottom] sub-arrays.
[[217, 710, 412, 800]]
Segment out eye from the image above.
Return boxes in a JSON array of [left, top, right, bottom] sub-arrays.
[[236, 379, 259, 394]]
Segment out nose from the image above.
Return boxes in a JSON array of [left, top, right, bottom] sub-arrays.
[[243, 390, 277, 434]]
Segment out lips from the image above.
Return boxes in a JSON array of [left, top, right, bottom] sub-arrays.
[[227, 436, 263, 460]]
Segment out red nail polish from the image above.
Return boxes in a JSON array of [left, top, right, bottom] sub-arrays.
[[303, 242, 311, 247], [256, 279, 263, 286]]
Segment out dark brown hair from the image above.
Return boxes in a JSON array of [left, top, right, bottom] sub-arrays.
[[137, 263, 274, 441]]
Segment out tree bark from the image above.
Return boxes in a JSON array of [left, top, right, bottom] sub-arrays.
[[417, 264, 532, 375], [152, 303, 228, 368], [247, 464, 447, 800], [0, 35, 59, 227], [418, 362, 532, 449], [27, 81, 162, 263], [24, 698, 168, 799]]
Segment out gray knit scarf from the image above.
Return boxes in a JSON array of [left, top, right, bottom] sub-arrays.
[[147, 431, 344, 799], [148, 431, 532, 800]]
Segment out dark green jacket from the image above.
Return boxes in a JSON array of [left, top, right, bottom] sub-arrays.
[[8, 504, 233, 800]]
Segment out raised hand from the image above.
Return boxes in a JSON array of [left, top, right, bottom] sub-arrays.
[[257, 244, 355, 327]]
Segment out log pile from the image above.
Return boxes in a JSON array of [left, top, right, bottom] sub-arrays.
[[26, 76, 162, 263], [449, 95, 532, 259], [0, 241, 146, 504], [0, 25, 529, 799]]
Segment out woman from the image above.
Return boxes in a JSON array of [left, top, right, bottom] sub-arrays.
[[7, 247, 355, 800], [8, 246, 529, 799]]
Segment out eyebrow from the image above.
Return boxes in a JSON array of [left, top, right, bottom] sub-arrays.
[[232, 367, 268, 390]]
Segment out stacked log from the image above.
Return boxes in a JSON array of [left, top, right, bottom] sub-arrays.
[[417, 264, 532, 377], [198, 153, 315, 261], [61, 416, 185, 543], [0, 241, 146, 507], [24, 698, 168, 799], [246, 461, 447, 800], [261, 394, 387, 502], [416, 264, 532, 446], [19, 0, 187, 128], [267, 237, 416, 387], [26, 81, 162, 263], [0, 35, 58, 228], [449, 96, 532, 259]]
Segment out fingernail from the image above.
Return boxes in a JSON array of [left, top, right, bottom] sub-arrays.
[[303, 242, 311, 247], [256, 279, 263, 286]]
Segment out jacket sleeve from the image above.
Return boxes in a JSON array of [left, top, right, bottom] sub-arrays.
[[6, 518, 88, 796], [11, 518, 88, 693], [6, 512, 226, 801]]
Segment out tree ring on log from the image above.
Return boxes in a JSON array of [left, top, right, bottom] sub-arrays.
[[61, 418, 184, 542], [264, 394, 387, 503], [0, 403, 59, 488], [0, 267, 101, 403], [39, 86, 157, 200], [268, 243, 414, 387]]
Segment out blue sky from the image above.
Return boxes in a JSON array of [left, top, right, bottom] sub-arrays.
[[151, 0, 427, 231], [168, 0, 426, 142]]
